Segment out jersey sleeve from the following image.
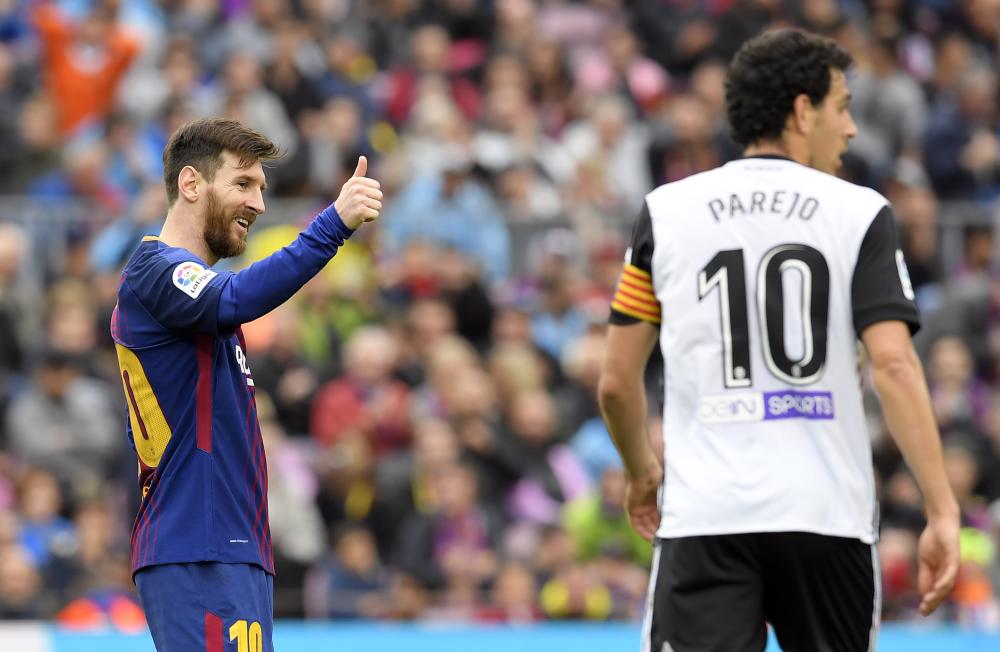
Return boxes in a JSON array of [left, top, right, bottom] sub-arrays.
[[609, 201, 662, 326], [126, 255, 232, 335], [215, 205, 353, 329], [130, 205, 354, 335], [851, 205, 921, 337]]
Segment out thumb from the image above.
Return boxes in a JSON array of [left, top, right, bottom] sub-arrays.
[[352, 155, 368, 178]]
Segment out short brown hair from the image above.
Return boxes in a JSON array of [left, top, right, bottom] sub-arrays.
[[162, 118, 281, 205]]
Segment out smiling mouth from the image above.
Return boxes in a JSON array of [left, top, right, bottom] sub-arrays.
[[235, 217, 251, 231]]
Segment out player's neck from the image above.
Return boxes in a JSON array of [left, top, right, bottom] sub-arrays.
[[160, 210, 219, 266], [743, 138, 809, 168]]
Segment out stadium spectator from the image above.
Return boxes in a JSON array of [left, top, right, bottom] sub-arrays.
[[314, 524, 389, 620], [976, 392, 1000, 502], [5, 352, 119, 491], [13, 469, 74, 571], [375, 418, 462, 547], [381, 143, 512, 283], [313, 433, 394, 559], [303, 95, 372, 197], [483, 560, 543, 622], [0, 542, 45, 619], [563, 465, 651, 567], [262, 409, 326, 618], [538, 563, 613, 620], [117, 35, 203, 125], [436, 247, 495, 351], [392, 460, 503, 592], [310, 325, 413, 457], [562, 93, 652, 215], [56, 502, 120, 597], [384, 23, 481, 127], [0, 223, 31, 381], [502, 389, 589, 526], [195, 48, 300, 165], [848, 24, 928, 177], [32, 2, 141, 135], [530, 267, 589, 361], [923, 64, 1000, 200], [6, 93, 62, 193], [928, 336, 990, 431]]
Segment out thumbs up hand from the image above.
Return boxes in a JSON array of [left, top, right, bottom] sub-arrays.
[[334, 155, 382, 230]]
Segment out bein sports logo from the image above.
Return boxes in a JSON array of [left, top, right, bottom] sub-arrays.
[[172, 261, 218, 300], [698, 391, 835, 424], [763, 390, 835, 420], [697, 393, 764, 424]]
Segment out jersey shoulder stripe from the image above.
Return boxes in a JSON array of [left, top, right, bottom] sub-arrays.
[[610, 202, 662, 325]]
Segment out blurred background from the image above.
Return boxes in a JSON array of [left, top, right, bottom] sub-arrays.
[[1, 0, 1000, 642]]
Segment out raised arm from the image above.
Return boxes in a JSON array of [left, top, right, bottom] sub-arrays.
[[217, 157, 382, 329]]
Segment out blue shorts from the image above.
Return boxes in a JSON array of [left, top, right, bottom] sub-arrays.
[[136, 562, 274, 652]]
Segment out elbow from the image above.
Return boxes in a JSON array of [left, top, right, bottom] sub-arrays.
[[871, 349, 921, 385], [597, 372, 630, 413]]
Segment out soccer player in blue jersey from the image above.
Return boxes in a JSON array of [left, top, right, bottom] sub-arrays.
[[111, 118, 382, 652]]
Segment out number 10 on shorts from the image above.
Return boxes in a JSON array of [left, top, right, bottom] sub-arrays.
[[229, 620, 263, 652]]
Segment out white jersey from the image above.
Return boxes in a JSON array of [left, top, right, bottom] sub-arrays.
[[610, 156, 919, 544]]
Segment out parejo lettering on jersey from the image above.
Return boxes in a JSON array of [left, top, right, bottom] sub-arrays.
[[707, 191, 820, 222]]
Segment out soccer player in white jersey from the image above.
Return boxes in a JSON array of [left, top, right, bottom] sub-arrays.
[[598, 29, 960, 651]]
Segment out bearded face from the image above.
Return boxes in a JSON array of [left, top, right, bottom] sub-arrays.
[[203, 187, 250, 260]]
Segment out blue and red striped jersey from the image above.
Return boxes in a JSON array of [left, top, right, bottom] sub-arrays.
[[112, 236, 273, 576]]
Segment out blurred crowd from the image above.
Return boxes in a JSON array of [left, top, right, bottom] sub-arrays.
[[1, 0, 1000, 631]]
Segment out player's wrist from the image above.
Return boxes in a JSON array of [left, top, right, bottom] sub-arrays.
[[626, 457, 662, 485], [331, 200, 353, 228], [924, 498, 960, 521], [922, 485, 960, 520], [325, 202, 357, 233]]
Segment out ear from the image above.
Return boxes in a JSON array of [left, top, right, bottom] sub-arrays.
[[789, 93, 814, 136], [177, 165, 202, 203]]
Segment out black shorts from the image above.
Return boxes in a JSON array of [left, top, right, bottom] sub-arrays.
[[642, 532, 879, 652]]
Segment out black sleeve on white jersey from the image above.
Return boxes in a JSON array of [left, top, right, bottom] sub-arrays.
[[609, 201, 661, 326], [851, 205, 921, 337], [625, 201, 655, 274]]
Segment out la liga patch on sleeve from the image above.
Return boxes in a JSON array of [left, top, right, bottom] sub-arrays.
[[172, 261, 218, 299]]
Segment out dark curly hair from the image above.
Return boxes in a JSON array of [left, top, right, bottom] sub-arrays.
[[163, 118, 281, 206], [725, 29, 853, 149]]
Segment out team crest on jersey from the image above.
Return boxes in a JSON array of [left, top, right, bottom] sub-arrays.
[[172, 262, 217, 299], [895, 249, 915, 301]]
